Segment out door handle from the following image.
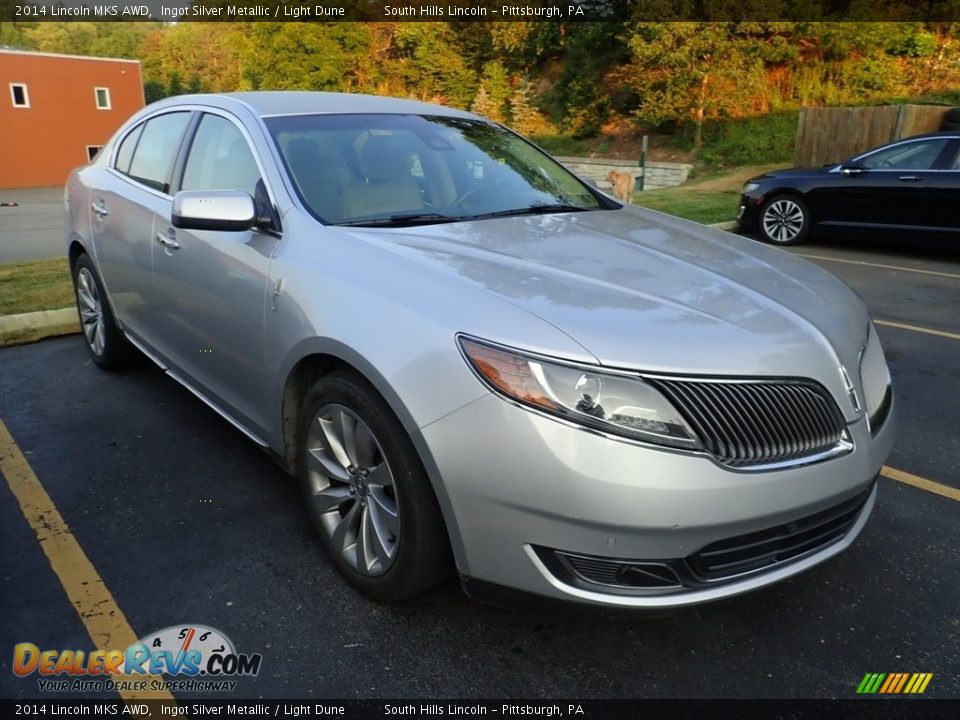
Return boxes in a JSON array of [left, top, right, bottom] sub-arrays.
[[91, 201, 109, 218], [155, 231, 181, 250], [898, 176, 922, 182]]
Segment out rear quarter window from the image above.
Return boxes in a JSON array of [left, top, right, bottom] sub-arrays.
[[113, 123, 143, 175], [126, 112, 191, 194]]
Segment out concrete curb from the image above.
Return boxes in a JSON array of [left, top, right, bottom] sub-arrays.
[[707, 221, 739, 231], [0, 307, 79, 347]]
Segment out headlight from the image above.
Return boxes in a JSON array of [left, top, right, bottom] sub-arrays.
[[743, 182, 760, 193], [859, 322, 892, 431], [459, 337, 701, 449]]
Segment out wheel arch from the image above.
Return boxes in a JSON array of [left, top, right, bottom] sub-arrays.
[[68, 238, 88, 271], [277, 340, 469, 570]]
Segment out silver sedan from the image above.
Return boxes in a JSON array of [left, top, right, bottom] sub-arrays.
[[65, 92, 895, 608]]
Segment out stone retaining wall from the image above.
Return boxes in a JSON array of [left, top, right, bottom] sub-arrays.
[[556, 156, 693, 192]]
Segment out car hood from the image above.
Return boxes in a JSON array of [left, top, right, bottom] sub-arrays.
[[337, 207, 867, 414]]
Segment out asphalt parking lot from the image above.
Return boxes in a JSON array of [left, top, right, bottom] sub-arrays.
[[1, 231, 958, 701], [0, 187, 65, 263]]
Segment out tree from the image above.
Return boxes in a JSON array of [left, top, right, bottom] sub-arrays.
[[509, 80, 548, 135], [625, 23, 766, 147], [384, 23, 476, 107], [238, 23, 371, 92], [478, 61, 511, 122], [470, 85, 500, 121], [23, 21, 159, 59], [141, 22, 245, 94]]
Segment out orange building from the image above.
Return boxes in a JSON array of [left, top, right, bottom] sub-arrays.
[[1, 48, 144, 189]]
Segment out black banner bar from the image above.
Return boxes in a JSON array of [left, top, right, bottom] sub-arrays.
[[6, 0, 960, 22], [1, 699, 959, 720]]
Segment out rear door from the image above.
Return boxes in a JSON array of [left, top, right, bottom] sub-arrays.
[[914, 138, 960, 234], [90, 111, 192, 342], [856, 136, 956, 232], [149, 111, 281, 434]]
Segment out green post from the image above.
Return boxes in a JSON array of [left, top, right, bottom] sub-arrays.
[[637, 135, 648, 192]]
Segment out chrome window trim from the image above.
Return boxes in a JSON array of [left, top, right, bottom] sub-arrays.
[[106, 110, 192, 200], [828, 135, 960, 173], [105, 104, 282, 229]]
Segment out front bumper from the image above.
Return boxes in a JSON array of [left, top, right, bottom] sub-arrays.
[[737, 191, 764, 231], [422, 391, 895, 609]]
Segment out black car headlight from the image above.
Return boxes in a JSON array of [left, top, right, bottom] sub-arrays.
[[459, 336, 701, 449], [743, 182, 760, 193]]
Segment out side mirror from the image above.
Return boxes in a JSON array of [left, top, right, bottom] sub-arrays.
[[579, 175, 599, 189], [840, 165, 866, 177], [172, 190, 255, 231]]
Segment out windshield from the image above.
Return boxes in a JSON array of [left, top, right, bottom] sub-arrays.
[[264, 113, 604, 226]]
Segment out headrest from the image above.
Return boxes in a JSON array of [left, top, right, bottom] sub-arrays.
[[360, 135, 411, 183]]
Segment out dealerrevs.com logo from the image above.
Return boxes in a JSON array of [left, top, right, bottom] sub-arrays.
[[13, 624, 262, 693]]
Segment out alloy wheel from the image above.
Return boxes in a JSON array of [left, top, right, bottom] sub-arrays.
[[304, 403, 400, 576], [76, 267, 106, 356], [762, 198, 805, 244]]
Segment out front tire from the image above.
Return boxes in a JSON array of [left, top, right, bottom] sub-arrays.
[[72, 253, 136, 370], [296, 370, 452, 602], [759, 195, 810, 246]]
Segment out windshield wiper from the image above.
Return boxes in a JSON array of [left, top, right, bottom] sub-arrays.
[[334, 212, 465, 228], [469, 203, 593, 220]]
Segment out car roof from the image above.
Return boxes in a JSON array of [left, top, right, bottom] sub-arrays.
[[150, 91, 481, 120]]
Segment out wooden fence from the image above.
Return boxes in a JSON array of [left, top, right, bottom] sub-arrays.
[[793, 105, 951, 167]]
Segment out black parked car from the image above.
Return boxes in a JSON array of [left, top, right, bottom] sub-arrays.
[[738, 131, 960, 245]]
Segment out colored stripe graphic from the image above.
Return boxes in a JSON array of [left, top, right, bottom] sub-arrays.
[[879, 674, 897, 693], [856, 674, 873, 693], [856, 672, 932, 694]]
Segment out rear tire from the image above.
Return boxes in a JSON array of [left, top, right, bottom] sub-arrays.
[[758, 195, 810, 246], [296, 369, 452, 602], [72, 253, 137, 370]]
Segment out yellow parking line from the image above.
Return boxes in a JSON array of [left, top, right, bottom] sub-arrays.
[[874, 319, 960, 342], [0, 419, 174, 701], [797, 253, 960, 280], [882, 466, 960, 502]]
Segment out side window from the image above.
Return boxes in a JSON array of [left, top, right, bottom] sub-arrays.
[[95, 87, 111, 110], [10, 83, 29, 108], [114, 124, 143, 175], [127, 112, 190, 193], [181, 114, 262, 198], [861, 139, 950, 171]]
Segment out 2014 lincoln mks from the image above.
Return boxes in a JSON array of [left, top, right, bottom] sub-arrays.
[[65, 92, 895, 608]]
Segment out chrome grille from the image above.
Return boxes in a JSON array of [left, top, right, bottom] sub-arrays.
[[687, 486, 872, 581], [646, 377, 847, 467]]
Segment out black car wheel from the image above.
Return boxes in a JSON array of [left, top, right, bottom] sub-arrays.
[[296, 369, 453, 602], [759, 195, 810, 246], [72, 253, 137, 370]]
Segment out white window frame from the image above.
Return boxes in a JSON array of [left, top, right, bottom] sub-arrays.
[[9, 83, 29, 108], [94, 86, 111, 110]]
